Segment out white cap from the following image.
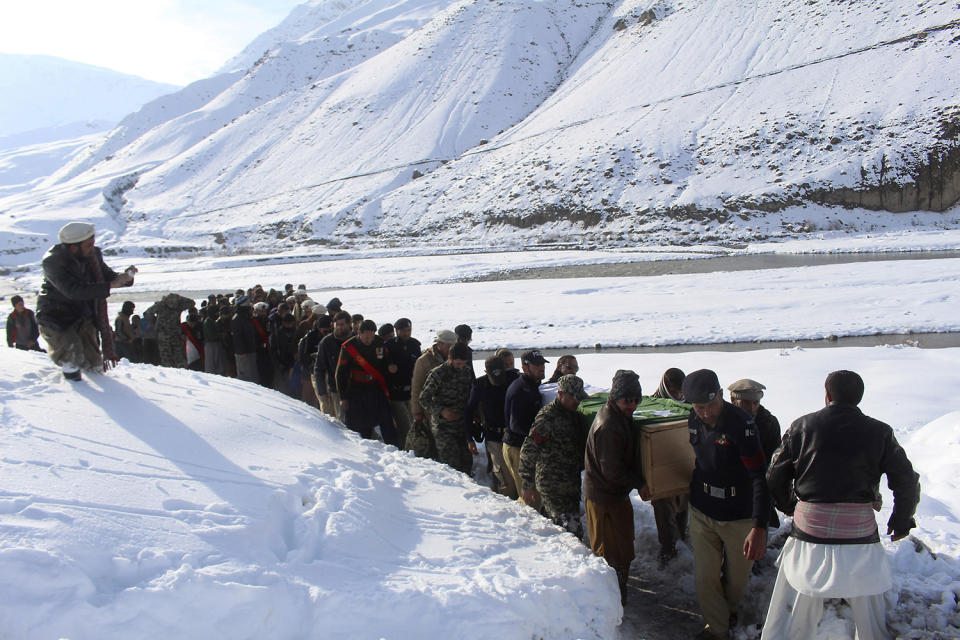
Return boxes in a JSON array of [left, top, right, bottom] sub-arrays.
[[58, 222, 95, 244]]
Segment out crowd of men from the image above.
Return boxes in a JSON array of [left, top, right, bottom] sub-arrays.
[[12, 222, 922, 640]]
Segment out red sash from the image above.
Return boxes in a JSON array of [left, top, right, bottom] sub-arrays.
[[181, 323, 204, 360], [252, 318, 269, 348], [343, 341, 391, 401]]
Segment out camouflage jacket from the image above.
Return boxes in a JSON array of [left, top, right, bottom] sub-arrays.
[[145, 293, 195, 345], [418, 362, 473, 432], [518, 398, 586, 511]]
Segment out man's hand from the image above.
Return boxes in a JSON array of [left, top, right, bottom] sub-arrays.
[[743, 527, 767, 561], [467, 440, 478, 455], [109, 273, 133, 288], [340, 398, 349, 410], [440, 408, 461, 421], [638, 485, 652, 501], [887, 526, 909, 542], [522, 488, 538, 505], [387, 364, 398, 374]]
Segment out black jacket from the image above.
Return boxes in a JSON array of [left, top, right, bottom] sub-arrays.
[[335, 335, 393, 399], [315, 332, 349, 396], [385, 336, 422, 401], [36, 244, 118, 331], [298, 328, 323, 372], [464, 375, 509, 442], [688, 401, 770, 527], [271, 324, 298, 370], [231, 307, 257, 355], [767, 402, 920, 541], [7, 308, 40, 347], [754, 404, 783, 528]]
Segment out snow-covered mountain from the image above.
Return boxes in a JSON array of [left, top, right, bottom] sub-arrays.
[[0, 55, 179, 196], [1, 0, 958, 265], [0, 54, 179, 140]]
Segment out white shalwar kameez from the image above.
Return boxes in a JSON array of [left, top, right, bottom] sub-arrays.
[[761, 536, 893, 640]]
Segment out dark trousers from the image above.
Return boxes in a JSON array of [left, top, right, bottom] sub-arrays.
[[344, 386, 400, 447]]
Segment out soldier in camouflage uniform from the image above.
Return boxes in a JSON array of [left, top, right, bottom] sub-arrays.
[[418, 342, 477, 474], [144, 293, 195, 368], [519, 374, 590, 538]]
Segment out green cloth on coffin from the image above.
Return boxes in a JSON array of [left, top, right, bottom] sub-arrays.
[[578, 393, 692, 479]]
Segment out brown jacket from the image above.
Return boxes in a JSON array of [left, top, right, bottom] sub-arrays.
[[410, 344, 445, 418], [583, 399, 644, 503]]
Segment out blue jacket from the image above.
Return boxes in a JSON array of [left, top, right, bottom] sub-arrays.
[[503, 374, 543, 447], [688, 401, 770, 527]]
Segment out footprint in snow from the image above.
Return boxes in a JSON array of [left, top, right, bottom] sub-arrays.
[[161, 499, 204, 511]]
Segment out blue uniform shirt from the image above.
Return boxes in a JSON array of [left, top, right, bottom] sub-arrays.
[[688, 401, 771, 527]]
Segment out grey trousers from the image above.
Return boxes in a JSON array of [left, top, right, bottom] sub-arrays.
[[204, 341, 227, 375], [235, 352, 259, 383]]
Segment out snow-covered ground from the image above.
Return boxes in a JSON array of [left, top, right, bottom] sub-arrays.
[[0, 349, 620, 639], [2, 248, 960, 638], [2, 344, 958, 639]]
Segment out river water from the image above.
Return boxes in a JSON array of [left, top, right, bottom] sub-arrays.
[[467, 249, 960, 281]]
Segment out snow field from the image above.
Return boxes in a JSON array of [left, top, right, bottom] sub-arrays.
[[0, 352, 620, 639]]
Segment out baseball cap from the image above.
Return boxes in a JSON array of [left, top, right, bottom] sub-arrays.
[[521, 349, 548, 365]]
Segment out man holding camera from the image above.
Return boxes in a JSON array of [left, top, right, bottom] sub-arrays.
[[36, 222, 136, 381]]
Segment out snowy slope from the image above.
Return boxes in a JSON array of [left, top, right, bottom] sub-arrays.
[[0, 349, 620, 639], [1, 0, 958, 263], [390, 0, 960, 243]]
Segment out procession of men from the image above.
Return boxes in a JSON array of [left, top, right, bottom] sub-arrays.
[[8, 221, 922, 640]]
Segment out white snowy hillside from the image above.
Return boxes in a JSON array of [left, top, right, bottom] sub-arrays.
[[0, 349, 620, 639], [0, 55, 179, 195], [0, 129, 109, 198], [0, 55, 179, 140], [1, 0, 959, 262]]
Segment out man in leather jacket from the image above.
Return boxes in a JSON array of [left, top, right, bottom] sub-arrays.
[[761, 370, 920, 640], [36, 222, 135, 380]]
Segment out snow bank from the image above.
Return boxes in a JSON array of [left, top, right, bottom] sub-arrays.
[[0, 350, 620, 639]]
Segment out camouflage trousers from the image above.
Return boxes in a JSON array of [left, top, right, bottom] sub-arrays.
[[431, 421, 473, 475], [39, 317, 101, 371], [158, 336, 186, 368], [543, 498, 585, 540]]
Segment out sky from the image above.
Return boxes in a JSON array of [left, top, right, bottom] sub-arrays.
[[0, 0, 306, 86]]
